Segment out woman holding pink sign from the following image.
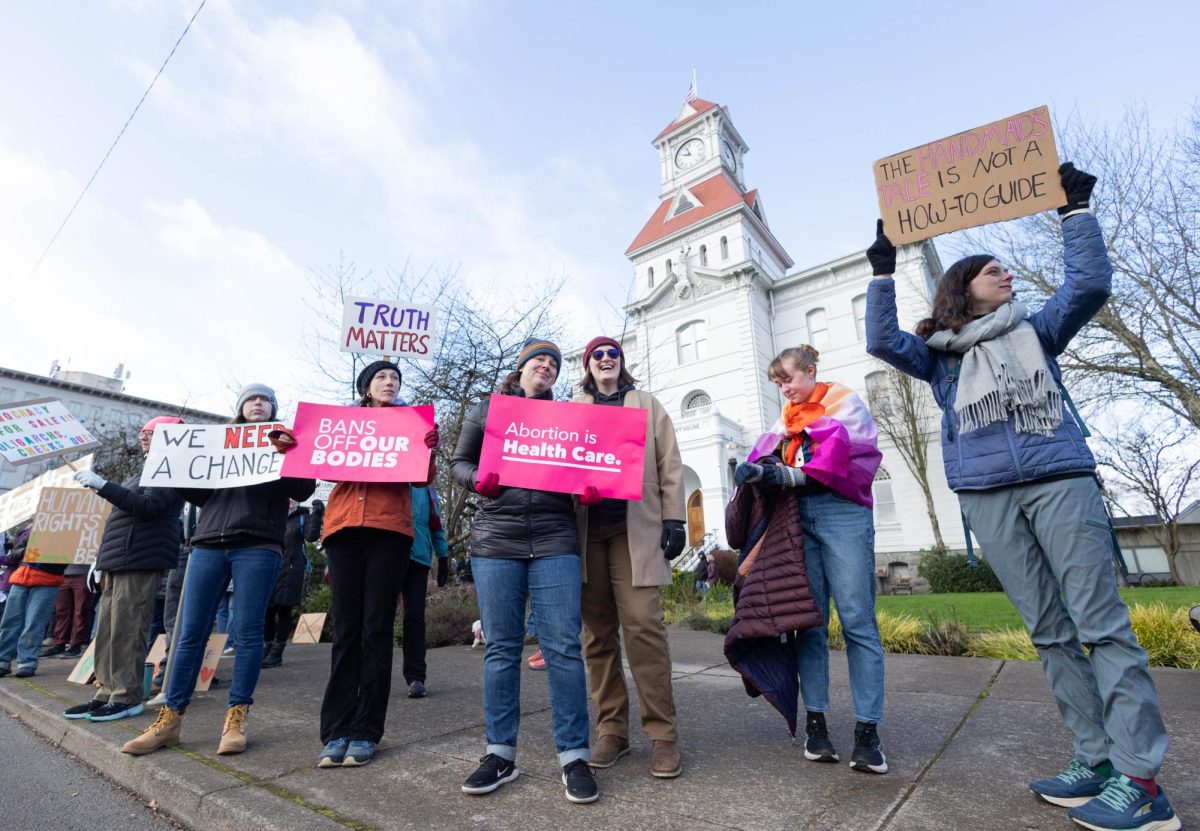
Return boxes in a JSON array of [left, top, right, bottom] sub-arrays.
[[573, 335, 687, 779]]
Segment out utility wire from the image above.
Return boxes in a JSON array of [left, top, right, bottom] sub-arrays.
[[0, 0, 207, 325]]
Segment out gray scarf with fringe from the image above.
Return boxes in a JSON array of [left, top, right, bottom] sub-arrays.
[[926, 302, 1061, 437]]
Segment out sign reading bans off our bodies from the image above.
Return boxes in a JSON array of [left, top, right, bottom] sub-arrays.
[[477, 396, 647, 500], [141, 422, 289, 488], [26, 487, 112, 565], [340, 296, 437, 360], [280, 402, 435, 483], [0, 398, 100, 466], [874, 105, 1068, 245]]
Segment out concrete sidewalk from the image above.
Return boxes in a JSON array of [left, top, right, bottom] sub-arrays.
[[0, 629, 1195, 831]]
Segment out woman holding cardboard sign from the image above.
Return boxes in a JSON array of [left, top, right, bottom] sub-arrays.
[[450, 339, 599, 805], [121, 384, 316, 758], [865, 164, 1179, 831], [573, 335, 687, 778]]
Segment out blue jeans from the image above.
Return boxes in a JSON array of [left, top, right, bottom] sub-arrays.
[[166, 546, 280, 710], [472, 555, 589, 766], [796, 491, 885, 724], [0, 584, 60, 671]]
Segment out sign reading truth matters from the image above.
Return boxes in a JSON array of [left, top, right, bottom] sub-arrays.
[[26, 487, 112, 565], [0, 398, 99, 465], [339, 296, 437, 360], [873, 105, 1068, 245]]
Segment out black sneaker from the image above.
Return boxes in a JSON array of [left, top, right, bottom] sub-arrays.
[[461, 753, 519, 795], [849, 721, 888, 774], [87, 701, 145, 722], [407, 680, 427, 698], [562, 759, 599, 804], [64, 699, 108, 720], [803, 712, 839, 763], [59, 647, 83, 660], [39, 644, 65, 658]]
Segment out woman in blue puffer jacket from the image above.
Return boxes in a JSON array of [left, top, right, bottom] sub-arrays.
[[865, 163, 1178, 831]]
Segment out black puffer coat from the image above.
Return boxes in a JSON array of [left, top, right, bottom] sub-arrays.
[[450, 392, 578, 559], [95, 468, 185, 573], [176, 477, 316, 553], [270, 506, 316, 606]]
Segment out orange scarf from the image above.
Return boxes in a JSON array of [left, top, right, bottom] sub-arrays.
[[780, 383, 828, 466]]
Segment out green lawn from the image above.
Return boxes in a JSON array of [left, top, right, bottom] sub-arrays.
[[875, 586, 1200, 633]]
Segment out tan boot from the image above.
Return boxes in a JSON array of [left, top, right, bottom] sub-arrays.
[[121, 707, 182, 755], [590, 734, 630, 768], [650, 740, 681, 778], [218, 704, 249, 755]]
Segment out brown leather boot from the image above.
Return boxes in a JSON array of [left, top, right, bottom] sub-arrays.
[[590, 734, 630, 768], [218, 704, 249, 755], [121, 707, 182, 755], [650, 740, 682, 778]]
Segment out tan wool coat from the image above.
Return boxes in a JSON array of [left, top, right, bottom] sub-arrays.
[[574, 389, 686, 587]]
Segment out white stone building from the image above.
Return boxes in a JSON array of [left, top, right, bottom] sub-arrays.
[[608, 98, 971, 583]]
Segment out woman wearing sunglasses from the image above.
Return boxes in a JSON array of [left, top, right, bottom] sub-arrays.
[[574, 336, 687, 778]]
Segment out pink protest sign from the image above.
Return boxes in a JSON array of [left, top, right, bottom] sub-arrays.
[[478, 395, 647, 500], [280, 403, 434, 483]]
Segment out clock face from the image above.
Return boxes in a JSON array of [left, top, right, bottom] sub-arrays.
[[721, 140, 736, 168], [674, 138, 705, 170]]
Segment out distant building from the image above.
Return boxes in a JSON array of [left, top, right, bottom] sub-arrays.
[[1111, 501, 1200, 585]]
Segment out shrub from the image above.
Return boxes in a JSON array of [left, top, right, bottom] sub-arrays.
[[966, 629, 1039, 661], [679, 606, 733, 634], [918, 611, 971, 656], [917, 545, 1003, 593], [827, 610, 928, 654], [706, 581, 732, 607], [394, 583, 481, 649], [1129, 603, 1200, 669], [710, 549, 739, 585]]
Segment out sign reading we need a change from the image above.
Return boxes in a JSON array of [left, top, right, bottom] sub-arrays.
[[26, 487, 112, 565], [478, 395, 647, 500], [873, 105, 1067, 245], [0, 398, 99, 466], [340, 296, 437, 360], [141, 422, 289, 488], [280, 402, 435, 483]]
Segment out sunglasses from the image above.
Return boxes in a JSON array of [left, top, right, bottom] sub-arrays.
[[591, 348, 621, 361]]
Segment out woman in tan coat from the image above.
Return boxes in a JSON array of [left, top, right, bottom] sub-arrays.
[[574, 335, 687, 778]]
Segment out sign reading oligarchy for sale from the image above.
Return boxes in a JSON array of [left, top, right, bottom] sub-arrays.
[[0, 398, 99, 465]]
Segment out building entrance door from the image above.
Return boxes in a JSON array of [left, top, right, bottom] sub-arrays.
[[687, 490, 705, 547]]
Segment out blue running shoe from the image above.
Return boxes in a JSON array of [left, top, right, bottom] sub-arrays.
[[1067, 775, 1180, 831], [316, 737, 350, 768], [1030, 759, 1109, 807], [342, 740, 376, 767]]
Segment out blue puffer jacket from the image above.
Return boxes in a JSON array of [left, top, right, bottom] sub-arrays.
[[865, 212, 1112, 491], [409, 486, 448, 569]]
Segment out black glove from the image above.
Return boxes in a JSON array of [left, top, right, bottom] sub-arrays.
[[660, 521, 686, 560], [1057, 162, 1096, 216], [436, 558, 449, 588], [734, 462, 764, 485], [866, 219, 896, 276]]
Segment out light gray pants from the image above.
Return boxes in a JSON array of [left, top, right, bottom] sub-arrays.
[[94, 570, 162, 706], [959, 475, 1168, 779]]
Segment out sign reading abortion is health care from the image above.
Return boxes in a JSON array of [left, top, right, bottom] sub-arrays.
[[0, 398, 99, 465], [26, 487, 112, 565], [873, 105, 1068, 245], [340, 296, 437, 360], [280, 402, 435, 483], [141, 422, 289, 488], [478, 395, 647, 500]]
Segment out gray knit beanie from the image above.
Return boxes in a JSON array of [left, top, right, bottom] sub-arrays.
[[235, 383, 278, 419]]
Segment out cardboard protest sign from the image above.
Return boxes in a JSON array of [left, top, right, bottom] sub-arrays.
[[477, 395, 647, 500], [146, 635, 168, 669], [292, 613, 327, 644], [340, 296, 437, 360], [25, 487, 112, 565], [873, 105, 1067, 245], [0, 398, 99, 465], [0, 454, 94, 533], [67, 640, 97, 685], [195, 634, 227, 692], [280, 403, 435, 483], [140, 422, 288, 488]]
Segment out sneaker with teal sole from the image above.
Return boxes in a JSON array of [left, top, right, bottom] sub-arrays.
[[1067, 775, 1180, 831], [1030, 759, 1110, 807]]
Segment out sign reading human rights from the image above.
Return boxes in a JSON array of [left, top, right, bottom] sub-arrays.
[[26, 487, 112, 565], [0, 454, 94, 533], [280, 402, 435, 483], [477, 395, 647, 500], [340, 296, 437, 360], [0, 398, 100, 465], [873, 105, 1067, 245], [140, 422, 289, 488]]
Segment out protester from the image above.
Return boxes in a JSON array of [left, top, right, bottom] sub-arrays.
[[399, 485, 449, 698], [310, 361, 438, 769], [451, 339, 598, 804], [45, 556, 95, 659], [734, 344, 887, 773], [121, 385, 314, 756], [0, 528, 64, 678], [64, 418, 185, 723], [694, 552, 708, 596], [866, 163, 1179, 830], [574, 335, 687, 778], [261, 499, 320, 669]]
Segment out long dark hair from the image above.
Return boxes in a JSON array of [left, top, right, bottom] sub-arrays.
[[496, 370, 524, 396], [914, 254, 995, 339], [580, 357, 637, 398]]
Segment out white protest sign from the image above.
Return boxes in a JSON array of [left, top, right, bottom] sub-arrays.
[[140, 423, 287, 489], [0, 454, 94, 533], [0, 398, 100, 465], [339, 296, 436, 360]]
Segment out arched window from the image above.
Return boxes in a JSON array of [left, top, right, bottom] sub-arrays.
[[647, 266, 655, 289], [873, 468, 897, 525], [852, 293, 867, 341], [682, 390, 712, 416], [699, 244, 708, 267], [676, 321, 708, 364], [806, 308, 829, 350], [864, 370, 892, 417], [720, 236, 729, 259]]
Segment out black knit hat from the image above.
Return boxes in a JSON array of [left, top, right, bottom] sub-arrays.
[[515, 338, 562, 371], [356, 360, 401, 396]]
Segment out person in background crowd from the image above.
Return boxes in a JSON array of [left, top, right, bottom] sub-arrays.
[[121, 385, 314, 756], [399, 485, 449, 698], [866, 163, 1180, 831], [0, 527, 64, 678], [693, 552, 708, 596], [64, 417, 185, 723], [261, 499, 321, 669], [705, 553, 719, 590], [451, 339, 598, 804], [456, 551, 473, 584], [574, 335, 687, 778], [45, 554, 96, 660], [152, 503, 197, 695], [0, 531, 19, 620]]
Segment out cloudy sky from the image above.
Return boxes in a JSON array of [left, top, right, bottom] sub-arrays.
[[2, 0, 1196, 416]]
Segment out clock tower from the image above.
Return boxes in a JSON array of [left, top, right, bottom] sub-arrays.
[[655, 98, 748, 199]]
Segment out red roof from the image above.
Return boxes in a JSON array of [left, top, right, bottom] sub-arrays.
[[626, 172, 750, 255], [653, 98, 719, 143]]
